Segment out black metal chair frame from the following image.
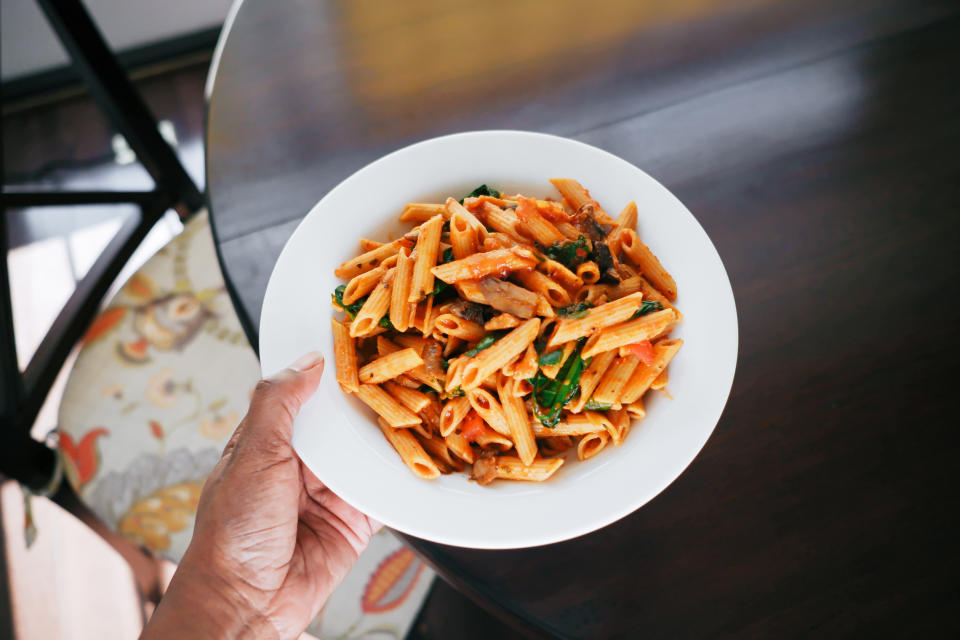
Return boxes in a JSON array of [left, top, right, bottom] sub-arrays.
[[1, 0, 205, 491]]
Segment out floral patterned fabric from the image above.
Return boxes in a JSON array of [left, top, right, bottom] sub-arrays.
[[57, 211, 432, 638]]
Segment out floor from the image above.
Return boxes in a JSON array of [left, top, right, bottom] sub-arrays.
[[2, 55, 522, 640]]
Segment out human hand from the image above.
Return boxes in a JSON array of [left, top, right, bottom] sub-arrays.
[[142, 351, 379, 640]]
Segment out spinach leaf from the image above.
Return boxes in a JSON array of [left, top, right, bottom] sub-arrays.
[[542, 235, 591, 269], [584, 399, 612, 411], [463, 330, 509, 357], [428, 248, 457, 296], [538, 349, 563, 366], [459, 184, 501, 204], [332, 284, 366, 319], [378, 315, 394, 330], [532, 338, 587, 428], [443, 386, 465, 399], [557, 301, 594, 318], [630, 300, 663, 319]]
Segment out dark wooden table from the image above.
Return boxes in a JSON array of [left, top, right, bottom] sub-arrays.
[[205, 1, 960, 637]]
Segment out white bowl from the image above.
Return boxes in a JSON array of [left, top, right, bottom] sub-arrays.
[[260, 130, 738, 549]]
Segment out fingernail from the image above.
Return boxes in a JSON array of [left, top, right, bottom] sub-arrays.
[[290, 350, 324, 372]]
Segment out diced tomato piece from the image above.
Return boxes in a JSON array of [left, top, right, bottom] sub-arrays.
[[459, 411, 485, 442], [515, 196, 538, 222], [625, 340, 656, 366]]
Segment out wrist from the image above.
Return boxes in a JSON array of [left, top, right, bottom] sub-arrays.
[[142, 549, 278, 640]]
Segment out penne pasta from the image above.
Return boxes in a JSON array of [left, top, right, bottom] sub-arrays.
[[331, 318, 359, 393], [582, 309, 676, 359], [498, 376, 537, 465], [332, 180, 684, 484], [513, 269, 572, 308], [460, 318, 540, 390], [356, 384, 422, 427], [618, 228, 677, 300], [350, 268, 396, 337], [358, 348, 423, 384], [466, 387, 511, 436], [389, 247, 414, 331], [384, 380, 433, 413], [577, 431, 610, 460], [408, 214, 444, 303], [377, 418, 440, 479], [591, 355, 641, 406], [548, 292, 645, 347]]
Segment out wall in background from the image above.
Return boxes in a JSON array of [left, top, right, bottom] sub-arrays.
[[0, 0, 233, 81]]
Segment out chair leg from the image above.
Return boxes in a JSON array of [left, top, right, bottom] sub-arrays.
[[35, 0, 204, 218]]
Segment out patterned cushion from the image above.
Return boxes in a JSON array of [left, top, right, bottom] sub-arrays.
[[57, 210, 432, 637]]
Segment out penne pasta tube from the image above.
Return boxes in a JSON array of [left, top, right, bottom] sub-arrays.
[[516, 196, 566, 246], [460, 318, 540, 390], [618, 229, 677, 300], [625, 397, 646, 420], [473, 455, 564, 485], [484, 313, 521, 331], [358, 348, 423, 384], [444, 431, 475, 464], [342, 263, 387, 305], [539, 259, 583, 292], [610, 275, 644, 299], [389, 247, 414, 331], [432, 314, 486, 341], [555, 221, 582, 240], [511, 343, 539, 380], [440, 396, 472, 437], [582, 309, 676, 359], [620, 338, 683, 403], [478, 202, 528, 243], [651, 369, 669, 391], [466, 387, 511, 436], [549, 178, 616, 224], [531, 412, 607, 437], [350, 268, 396, 337], [575, 284, 610, 304], [606, 408, 630, 446], [473, 423, 514, 451], [513, 269, 571, 307], [331, 318, 359, 393], [498, 376, 537, 465], [576, 261, 600, 284], [377, 418, 440, 479], [548, 292, 644, 347], [615, 201, 638, 233], [335, 239, 406, 279], [539, 436, 574, 457], [432, 247, 538, 284], [359, 238, 385, 251], [356, 385, 422, 427], [591, 355, 641, 406], [399, 202, 447, 222], [567, 349, 617, 413], [415, 432, 463, 471], [408, 214, 444, 303], [577, 431, 610, 461], [384, 380, 432, 413]]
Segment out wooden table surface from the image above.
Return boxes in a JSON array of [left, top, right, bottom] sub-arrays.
[[205, 0, 960, 636]]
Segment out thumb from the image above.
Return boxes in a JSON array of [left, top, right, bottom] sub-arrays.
[[241, 350, 325, 447]]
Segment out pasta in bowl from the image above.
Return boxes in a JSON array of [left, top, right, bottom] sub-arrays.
[[259, 130, 737, 548], [330, 180, 683, 486]]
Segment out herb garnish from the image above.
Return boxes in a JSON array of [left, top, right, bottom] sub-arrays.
[[630, 300, 663, 319], [463, 330, 509, 357], [538, 349, 564, 366], [557, 301, 594, 318], [584, 399, 613, 411], [459, 184, 501, 204], [542, 235, 591, 269], [529, 337, 588, 428]]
